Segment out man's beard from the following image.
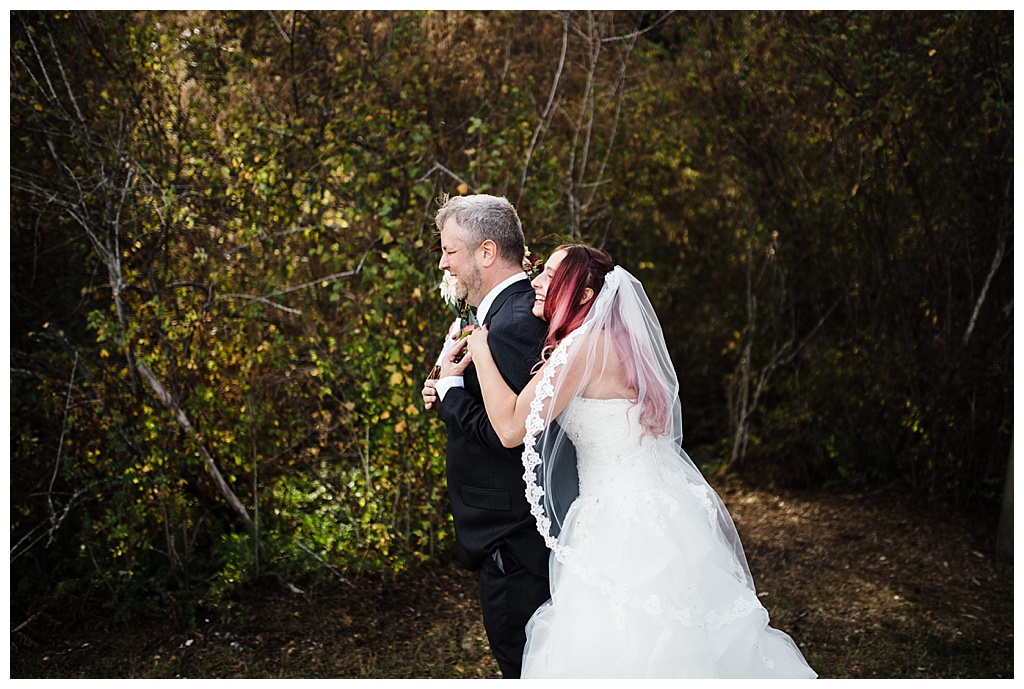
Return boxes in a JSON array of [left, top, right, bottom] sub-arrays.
[[458, 265, 482, 306]]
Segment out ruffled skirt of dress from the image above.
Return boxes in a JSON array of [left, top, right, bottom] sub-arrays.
[[520, 458, 817, 679]]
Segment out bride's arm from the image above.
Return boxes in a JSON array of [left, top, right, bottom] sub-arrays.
[[468, 329, 531, 447], [458, 327, 588, 448]]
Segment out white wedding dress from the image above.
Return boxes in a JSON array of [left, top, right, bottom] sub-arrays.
[[520, 397, 817, 678]]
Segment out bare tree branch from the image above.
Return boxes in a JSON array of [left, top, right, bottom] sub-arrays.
[[582, 24, 637, 211], [48, 351, 78, 537], [135, 360, 254, 528], [10, 490, 87, 563], [215, 293, 304, 315], [599, 11, 676, 43], [295, 541, 356, 589], [417, 159, 475, 192], [267, 10, 292, 44], [962, 231, 1006, 347], [517, 14, 569, 205]]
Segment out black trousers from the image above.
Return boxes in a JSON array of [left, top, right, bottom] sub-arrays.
[[477, 546, 551, 679]]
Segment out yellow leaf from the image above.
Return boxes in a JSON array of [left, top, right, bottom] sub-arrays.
[[389, 371, 404, 386]]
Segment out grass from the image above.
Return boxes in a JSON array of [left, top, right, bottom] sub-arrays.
[[10, 475, 1013, 679]]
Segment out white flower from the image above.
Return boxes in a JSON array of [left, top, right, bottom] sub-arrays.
[[438, 270, 459, 306]]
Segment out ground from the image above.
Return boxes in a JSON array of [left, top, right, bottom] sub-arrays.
[[10, 475, 1014, 679]]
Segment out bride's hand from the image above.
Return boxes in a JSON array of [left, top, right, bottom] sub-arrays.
[[465, 324, 490, 359]]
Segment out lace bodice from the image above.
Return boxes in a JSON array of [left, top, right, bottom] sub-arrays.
[[557, 397, 663, 497]]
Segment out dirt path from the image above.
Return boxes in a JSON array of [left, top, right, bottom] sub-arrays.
[[11, 479, 1013, 679], [720, 478, 1012, 678]]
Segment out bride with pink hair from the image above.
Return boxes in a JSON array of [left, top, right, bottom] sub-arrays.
[[444, 244, 817, 679]]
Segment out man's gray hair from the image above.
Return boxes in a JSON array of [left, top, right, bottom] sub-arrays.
[[435, 194, 526, 267]]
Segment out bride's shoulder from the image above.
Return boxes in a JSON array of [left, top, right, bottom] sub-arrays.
[[551, 324, 615, 362]]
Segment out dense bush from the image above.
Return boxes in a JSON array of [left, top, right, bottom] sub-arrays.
[[10, 10, 1012, 617]]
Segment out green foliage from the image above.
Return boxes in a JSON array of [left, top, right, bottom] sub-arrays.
[[10, 10, 1012, 619]]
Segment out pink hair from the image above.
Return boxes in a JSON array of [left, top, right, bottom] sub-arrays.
[[541, 245, 671, 436], [542, 245, 611, 354]]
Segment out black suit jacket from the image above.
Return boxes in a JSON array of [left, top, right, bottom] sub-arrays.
[[438, 279, 550, 576]]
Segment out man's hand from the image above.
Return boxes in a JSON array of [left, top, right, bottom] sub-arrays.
[[439, 336, 473, 379], [422, 378, 439, 411], [424, 333, 476, 411]]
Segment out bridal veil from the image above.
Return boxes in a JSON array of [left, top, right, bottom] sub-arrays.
[[521, 266, 755, 597]]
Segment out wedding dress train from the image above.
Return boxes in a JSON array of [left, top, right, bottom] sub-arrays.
[[520, 397, 817, 679]]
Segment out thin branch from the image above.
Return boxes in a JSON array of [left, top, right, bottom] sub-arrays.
[[264, 244, 376, 298], [11, 490, 87, 563], [48, 352, 78, 532], [267, 10, 292, 44], [295, 541, 356, 588], [417, 159, 475, 192], [517, 15, 569, 204], [962, 232, 1006, 347], [572, 12, 602, 202], [47, 24, 88, 133], [215, 293, 304, 315], [599, 10, 676, 43], [178, 243, 376, 316], [136, 360, 253, 527], [583, 26, 637, 211], [23, 21, 64, 118]]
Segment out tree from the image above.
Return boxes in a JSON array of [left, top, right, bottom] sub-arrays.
[[10, 11, 1013, 620]]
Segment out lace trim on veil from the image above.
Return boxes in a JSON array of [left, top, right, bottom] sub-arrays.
[[521, 325, 585, 552], [519, 267, 761, 629]]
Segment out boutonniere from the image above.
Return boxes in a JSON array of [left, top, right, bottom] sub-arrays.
[[429, 271, 477, 379], [438, 270, 476, 326]]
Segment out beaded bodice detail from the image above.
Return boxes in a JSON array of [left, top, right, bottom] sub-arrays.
[[558, 398, 660, 497]]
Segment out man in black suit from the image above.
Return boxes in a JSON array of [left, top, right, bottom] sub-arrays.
[[421, 194, 550, 678]]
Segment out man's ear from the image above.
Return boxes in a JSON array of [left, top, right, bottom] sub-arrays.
[[579, 287, 595, 306], [478, 239, 498, 267]]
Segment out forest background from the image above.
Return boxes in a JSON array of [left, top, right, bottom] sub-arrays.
[[8, 9, 1014, 678]]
